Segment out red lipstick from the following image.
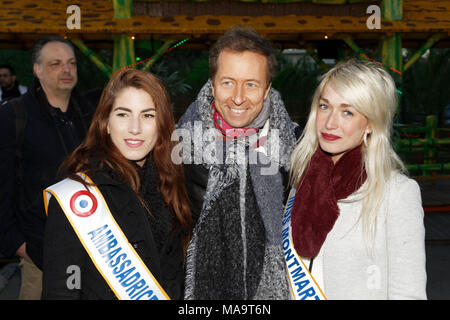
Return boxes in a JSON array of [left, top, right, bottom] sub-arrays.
[[321, 133, 341, 141]]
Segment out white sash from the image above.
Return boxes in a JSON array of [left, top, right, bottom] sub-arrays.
[[282, 187, 327, 300], [43, 172, 170, 300]]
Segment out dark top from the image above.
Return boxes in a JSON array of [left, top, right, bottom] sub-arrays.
[[0, 82, 22, 101], [42, 158, 185, 300], [0, 78, 94, 266]]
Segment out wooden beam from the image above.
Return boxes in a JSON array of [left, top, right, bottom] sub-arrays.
[[381, 32, 402, 121], [71, 38, 112, 77], [403, 33, 445, 71], [135, 0, 377, 17], [113, 0, 133, 19], [136, 0, 373, 2], [381, 0, 402, 20], [0, 0, 448, 35], [339, 34, 362, 54], [113, 34, 135, 72], [112, 0, 135, 72], [305, 44, 330, 72], [380, 1, 403, 120], [381, 33, 402, 72], [141, 39, 176, 71]]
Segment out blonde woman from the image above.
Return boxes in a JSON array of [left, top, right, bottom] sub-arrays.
[[284, 59, 426, 300]]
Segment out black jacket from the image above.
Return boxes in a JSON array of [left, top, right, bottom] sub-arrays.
[[0, 78, 94, 267], [42, 162, 185, 300]]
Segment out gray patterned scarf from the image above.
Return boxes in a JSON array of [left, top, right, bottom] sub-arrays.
[[177, 80, 297, 299]]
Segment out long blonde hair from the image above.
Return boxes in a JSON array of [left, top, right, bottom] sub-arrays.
[[289, 58, 406, 252]]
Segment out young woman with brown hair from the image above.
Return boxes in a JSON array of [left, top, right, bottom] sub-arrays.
[[42, 68, 191, 300]]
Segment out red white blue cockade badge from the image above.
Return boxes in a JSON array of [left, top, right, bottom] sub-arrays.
[[70, 190, 98, 217]]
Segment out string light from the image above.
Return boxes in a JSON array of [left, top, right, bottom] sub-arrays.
[[359, 53, 402, 75], [115, 38, 190, 75], [358, 53, 403, 94]]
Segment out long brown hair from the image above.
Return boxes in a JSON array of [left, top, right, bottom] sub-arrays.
[[61, 68, 192, 248]]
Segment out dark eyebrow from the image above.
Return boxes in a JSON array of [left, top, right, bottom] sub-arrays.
[[113, 107, 156, 113]]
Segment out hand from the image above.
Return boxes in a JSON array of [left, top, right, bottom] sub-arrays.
[[15, 242, 26, 258]]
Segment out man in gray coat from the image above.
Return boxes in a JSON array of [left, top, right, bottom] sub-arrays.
[[175, 26, 300, 299]]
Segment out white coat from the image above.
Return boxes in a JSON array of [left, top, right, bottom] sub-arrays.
[[306, 171, 427, 300]]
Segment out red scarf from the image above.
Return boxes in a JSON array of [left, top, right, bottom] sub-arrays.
[[212, 102, 258, 140], [291, 145, 367, 258]]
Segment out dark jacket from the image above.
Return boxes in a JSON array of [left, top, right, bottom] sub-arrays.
[[0, 78, 94, 267], [42, 161, 185, 300]]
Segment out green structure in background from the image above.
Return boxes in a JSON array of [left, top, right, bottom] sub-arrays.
[[113, 0, 135, 72], [71, 39, 113, 77], [381, 0, 403, 121], [65, 0, 449, 177], [335, 0, 445, 124], [71, 0, 177, 76], [395, 116, 450, 176]]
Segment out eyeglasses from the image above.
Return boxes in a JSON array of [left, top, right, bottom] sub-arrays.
[[0, 74, 12, 77]]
